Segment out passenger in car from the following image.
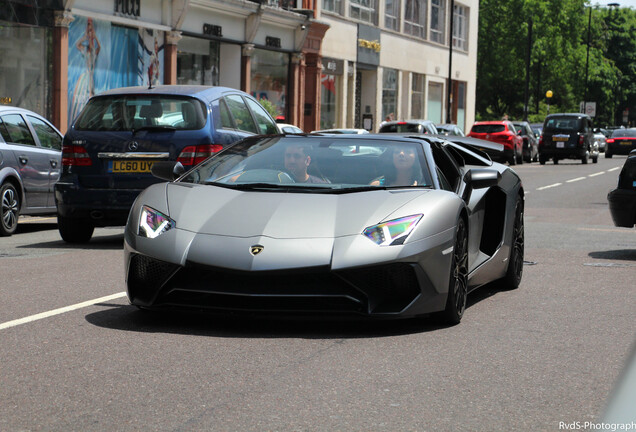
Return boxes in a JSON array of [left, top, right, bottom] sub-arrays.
[[283, 144, 329, 183], [370, 145, 422, 186]]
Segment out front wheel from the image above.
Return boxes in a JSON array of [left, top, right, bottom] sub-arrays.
[[1, 182, 20, 236], [58, 215, 94, 243], [441, 218, 469, 325]]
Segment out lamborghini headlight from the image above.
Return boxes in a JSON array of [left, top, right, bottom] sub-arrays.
[[138, 205, 175, 238], [363, 214, 423, 246]]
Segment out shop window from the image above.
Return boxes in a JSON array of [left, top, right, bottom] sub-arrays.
[[411, 73, 425, 119], [382, 69, 398, 121], [405, 0, 427, 39], [0, 23, 52, 119], [177, 36, 220, 86], [427, 81, 443, 124], [320, 74, 338, 129], [430, 0, 445, 44], [251, 49, 288, 118]]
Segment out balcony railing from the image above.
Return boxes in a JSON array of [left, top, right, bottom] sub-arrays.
[[248, 0, 295, 10]]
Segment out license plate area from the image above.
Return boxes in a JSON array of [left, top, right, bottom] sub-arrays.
[[621, 141, 632, 145], [108, 160, 155, 173], [556, 142, 565, 148]]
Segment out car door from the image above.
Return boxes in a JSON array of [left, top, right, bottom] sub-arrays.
[[26, 115, 63, 208], [0, 113, 52, 209]]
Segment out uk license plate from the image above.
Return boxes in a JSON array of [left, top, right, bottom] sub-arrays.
[[621, 141, 632, 145], [109, 160, 154, 173], [553, 136, 569, 141]]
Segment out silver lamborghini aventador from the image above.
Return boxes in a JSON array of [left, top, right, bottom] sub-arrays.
[[124, 134, 524, 324]]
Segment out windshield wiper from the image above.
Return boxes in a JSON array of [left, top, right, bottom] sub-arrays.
[[206, 182, 336, 193], [132, 125, 177, 135]]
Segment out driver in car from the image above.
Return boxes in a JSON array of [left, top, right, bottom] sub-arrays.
[[284, 144, 329, 183]]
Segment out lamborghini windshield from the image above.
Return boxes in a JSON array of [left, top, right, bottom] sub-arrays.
[[179, 136, 434, 192]]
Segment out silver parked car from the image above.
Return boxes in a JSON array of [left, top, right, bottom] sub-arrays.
[[0, 107, 63, 236], [124, 134, 524, 324]]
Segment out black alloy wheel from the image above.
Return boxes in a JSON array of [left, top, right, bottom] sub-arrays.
[[442, 218, 469, 324], [1, 182, 20, 236], [500, 195, 524, 289]]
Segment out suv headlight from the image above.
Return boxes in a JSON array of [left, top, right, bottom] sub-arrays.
[[363, 214, 423, 246], [139, 205, 175, 238]]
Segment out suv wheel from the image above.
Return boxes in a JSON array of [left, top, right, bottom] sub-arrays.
[[605, 150, 613, 158], [539, 154, 547, 165], [58, 215, 94, 243], [1, 182, 20, 236], [581, 152, 589, 164]]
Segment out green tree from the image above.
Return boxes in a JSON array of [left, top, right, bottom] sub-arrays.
[[476, 0, 636, 127]]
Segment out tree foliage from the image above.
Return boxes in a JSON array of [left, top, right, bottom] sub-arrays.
[[476, 0, 636, 127]]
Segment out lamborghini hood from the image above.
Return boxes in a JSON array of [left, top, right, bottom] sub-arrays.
[[164, 183, 431, 239]]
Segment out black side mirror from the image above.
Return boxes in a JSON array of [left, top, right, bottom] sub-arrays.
[[461, 169, 501, 202], [151, 161, 185, 181]]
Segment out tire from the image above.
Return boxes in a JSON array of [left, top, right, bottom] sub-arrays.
[[500, 196, 524, 289], [508, 153, 516, 166], [58, 215, 94, 243], [539, 154, 547, 165], [441, 218, 469, 325], [605, 151, 613, 158], [592, 156, 598, 163], [516, 151, 524, 164], [581, 152, 588, 164], [554, 158, 559, 165], [1, 182, 20, 236]]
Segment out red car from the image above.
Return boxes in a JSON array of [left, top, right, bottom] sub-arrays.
[[468, 121, 523, 165]]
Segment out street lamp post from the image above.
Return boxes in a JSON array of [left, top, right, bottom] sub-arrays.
[[446, 0, 454, 124], [584, 6, 592, 115]]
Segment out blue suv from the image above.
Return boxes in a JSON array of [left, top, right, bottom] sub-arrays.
[[55, 85, 279, 242]]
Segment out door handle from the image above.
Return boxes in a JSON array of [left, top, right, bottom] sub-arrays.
[[19, 155, 28, 164], [50, 159, 58, 168]]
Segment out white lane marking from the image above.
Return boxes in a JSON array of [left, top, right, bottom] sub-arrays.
[[537, 183, 562, 190], [0, 292, 126, 331], [566, 177, 586, 183], [608, 167, 620, 172], [589, 171, 605, 177]]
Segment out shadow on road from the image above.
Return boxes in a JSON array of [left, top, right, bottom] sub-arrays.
[[18, 233, 124, 251], [84, 283, 506, 339], [589, 249, 636, 262], [16, 222, 57, 234]]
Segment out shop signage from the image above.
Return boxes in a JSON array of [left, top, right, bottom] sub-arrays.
[[266, 36, 281, 48], [114, 0, 140, 17], [323, 58, 344, 75], [203, 24, 223, 37], [0, 97, 12, 104], [357, 24, 380, 67]]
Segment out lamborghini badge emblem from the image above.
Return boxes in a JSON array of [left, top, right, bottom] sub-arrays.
[[250, 245, 264, 256]]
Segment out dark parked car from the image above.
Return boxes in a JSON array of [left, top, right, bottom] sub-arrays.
[[436, 123, 465, 136], [467, 121, 523, 165], [539, 113, 598, 164], [605, 128, 636, 158], [0, 106, 63, 236], [607, 149, 636, 228], [55, 85, 279, 243], [379, 120, 438, 135], [513, 121, 539, 163]]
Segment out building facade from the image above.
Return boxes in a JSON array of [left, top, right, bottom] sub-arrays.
[[0, 0, 477, 135], [0, 0, 324, 134], [317, 0, 478, 133]]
